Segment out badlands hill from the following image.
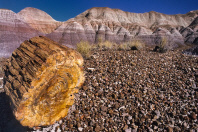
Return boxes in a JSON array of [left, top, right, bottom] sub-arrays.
[[0, 9, 42, 57], [0, 7, 198, 57], [18, 7, 62, 34], [47, 7, 198, 48]]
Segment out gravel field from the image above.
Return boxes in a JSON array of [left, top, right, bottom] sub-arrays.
[[0, 48, 198, 132]]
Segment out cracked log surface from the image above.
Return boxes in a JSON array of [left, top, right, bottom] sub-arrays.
[[3, 36, 85, 127]]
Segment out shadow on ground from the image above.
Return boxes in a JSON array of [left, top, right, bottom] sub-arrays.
[[0, 92, 28, 132]]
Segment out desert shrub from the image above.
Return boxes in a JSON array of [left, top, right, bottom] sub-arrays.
[[76, 41, 92, 58], [103, 41, 114, 49], [112, 43, 119, 50], [118, 43, 130, 51], [97, 40, 117, 50], [159, 37, 168, 53], [118, 40, 144, 51], [97, 37, 103, 44], [128, 39, 145, 50], [97, 37, 103, 50], [97, 42, 103, 50], [153, 37, 168, 53], [90, 44, 98, 50]]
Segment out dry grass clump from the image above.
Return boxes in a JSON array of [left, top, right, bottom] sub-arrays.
[[97, 41, 117, 50], [97, 42, 104, 50], [76, 39, 145, 55], [128, 40, 145, 50], [103, 41, 114, 49], [97, 37, 103, 50], [159, 37, 168, 53], [118, 39, 145, 51], [76, 41, 92, 58], [118, 43, 130, 51], [154, 37, 168, 53]]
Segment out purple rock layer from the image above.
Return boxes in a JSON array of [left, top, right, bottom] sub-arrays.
[[0, 9, 42, 57]]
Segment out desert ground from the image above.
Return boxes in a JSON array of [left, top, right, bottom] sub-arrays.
[[0, 45, 197, 132]]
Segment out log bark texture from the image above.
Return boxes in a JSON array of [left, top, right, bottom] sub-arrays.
[[3, 36, 85, 127]]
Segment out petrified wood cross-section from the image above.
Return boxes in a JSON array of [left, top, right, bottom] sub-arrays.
[[3, 36, 85, 127]]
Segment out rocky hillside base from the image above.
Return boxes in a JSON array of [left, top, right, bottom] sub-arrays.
[[76, 40, 197, 58], [0, 48, 198, 132], [183, 46, 198, 56]]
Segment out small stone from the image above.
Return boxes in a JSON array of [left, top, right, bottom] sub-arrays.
[[131, 62, 136, 66], [119, 106, 125, 110], [125, 128, 132, 132], [98, 89, 103, 95], [95, 126, 101, 132], [154, 126, 158, 130], [77, 123, 81, 127], [150, 104, 155, 110], [132, 129, 137, 132], [171, 91, 176, 96], [115, 103, 120, 109], [122, 113, 129, 117], [153, 115, 158, 120], [108, 109, 114, 114], [195, 92, 198, 99], [108, 69, 113, 73], [191, 112, 197, 120], [78, 127, 83, 131], [101, 106, 107, 112], [155, 110, 161, 118], [74, 110, 79, 114], [127, 120, 130, 125], [82, 86, 88, 91], [58, 120, 63, 125], [128, 116, 132, 120], [56, 127, 61, 132], [80, 115, 84, 120], [69, 124, 73, 128], [159, 93, 164, 99], [123, 124, 128, 130], [183, 122, 187, 128], [167, 127, 173, 132]]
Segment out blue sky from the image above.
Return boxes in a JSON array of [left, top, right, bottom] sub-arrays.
[[0, 0, 198, 21]]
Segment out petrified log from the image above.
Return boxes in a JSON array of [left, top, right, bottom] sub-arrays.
[[3, 36, 85, 127]]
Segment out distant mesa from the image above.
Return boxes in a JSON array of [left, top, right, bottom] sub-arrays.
[[0, 7, 198, 57]]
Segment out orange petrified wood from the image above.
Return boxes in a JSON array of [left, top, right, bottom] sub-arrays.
[[3, 36, 85, 127]]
